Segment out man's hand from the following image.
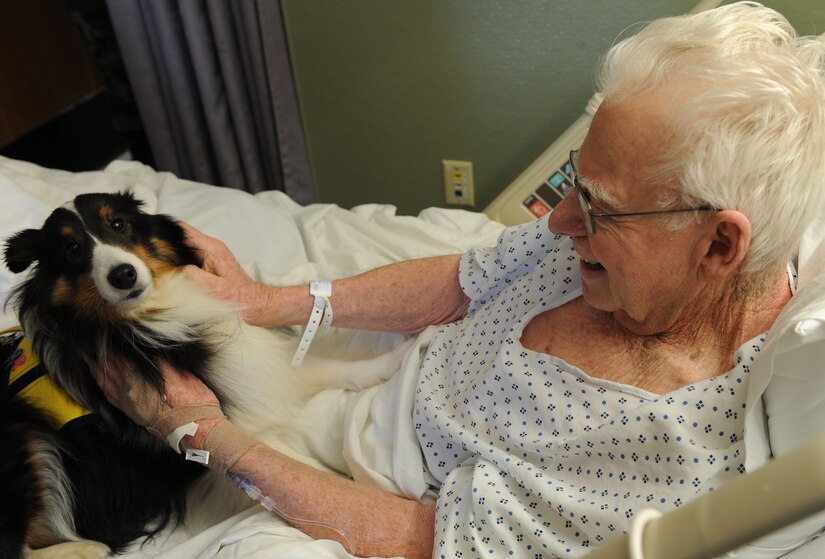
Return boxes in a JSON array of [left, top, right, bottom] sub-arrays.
[[179, 222, 276, 327], [86, 357, 222, 448]]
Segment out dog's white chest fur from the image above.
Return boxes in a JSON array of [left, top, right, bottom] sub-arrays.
[[137, 273, 309, 442]]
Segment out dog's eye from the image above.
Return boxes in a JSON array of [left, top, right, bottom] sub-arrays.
[[110, 218, 126, 232], [66, 242, 81, 258]]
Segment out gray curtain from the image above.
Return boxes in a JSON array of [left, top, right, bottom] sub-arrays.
[[106, 0, 315, 203]]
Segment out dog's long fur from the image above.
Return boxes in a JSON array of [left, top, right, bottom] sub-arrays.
[[1, 192, 328, 558]]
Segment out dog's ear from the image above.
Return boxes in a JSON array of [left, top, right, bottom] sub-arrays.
[[4, 229, 43, 273]]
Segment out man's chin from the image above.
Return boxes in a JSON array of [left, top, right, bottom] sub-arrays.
[[580, 284, 617, 314]]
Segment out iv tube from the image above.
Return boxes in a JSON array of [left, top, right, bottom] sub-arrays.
[[227, 472, 355, 555]]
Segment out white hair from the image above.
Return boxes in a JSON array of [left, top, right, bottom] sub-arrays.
[[596, 1, 825, 274]]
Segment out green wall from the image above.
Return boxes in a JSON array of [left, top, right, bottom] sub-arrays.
[[282, 1, 825, 216]]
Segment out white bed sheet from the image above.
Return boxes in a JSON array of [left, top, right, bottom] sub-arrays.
[[0, 156, 504, 558]]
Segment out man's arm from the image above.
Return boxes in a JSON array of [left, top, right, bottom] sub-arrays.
[[181, 222, 469, 332], [90, 360, 436, 559], [226, 442, 435, 558]]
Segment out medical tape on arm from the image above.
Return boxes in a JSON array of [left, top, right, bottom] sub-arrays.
[[118, 370, 259, 470], [148, 405, 259, 472], [201, 418, 261, 475], [117, 370, 221, 457], [145, 403, 224, 453]]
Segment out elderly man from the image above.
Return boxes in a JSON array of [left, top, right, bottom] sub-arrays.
[[92, 2, 825, 558]]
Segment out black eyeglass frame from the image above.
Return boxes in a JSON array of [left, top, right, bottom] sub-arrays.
[[568, 150, 718, 234]]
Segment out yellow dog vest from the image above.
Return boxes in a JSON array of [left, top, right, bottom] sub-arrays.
[[8, 334, 91, 428]]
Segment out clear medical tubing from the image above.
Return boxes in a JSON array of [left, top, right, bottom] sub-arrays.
[[227, 472, 355, 555]]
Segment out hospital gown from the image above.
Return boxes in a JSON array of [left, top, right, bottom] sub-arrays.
[[415, 216, 762, 558]]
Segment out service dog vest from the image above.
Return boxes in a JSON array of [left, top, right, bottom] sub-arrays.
[[4, 330, 91, 428]]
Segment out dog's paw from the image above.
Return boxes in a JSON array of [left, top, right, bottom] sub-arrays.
[[27, 540, 111, 559]]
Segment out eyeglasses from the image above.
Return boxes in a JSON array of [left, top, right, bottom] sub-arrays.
[[569, 150, 718, 234]]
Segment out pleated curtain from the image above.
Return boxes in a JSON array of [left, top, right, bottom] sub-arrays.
[[106, 0, 315, 203]]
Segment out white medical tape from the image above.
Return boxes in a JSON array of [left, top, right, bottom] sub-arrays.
[[185, 448, 210, 465], [628, 508, 663, 559], [291, 280, 332, 367], [167, 421, 199, 454]]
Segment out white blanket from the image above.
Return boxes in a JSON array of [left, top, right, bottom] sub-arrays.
[[0, 156, 504, 558]]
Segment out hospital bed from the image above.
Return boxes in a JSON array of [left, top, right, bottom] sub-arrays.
[[588, 434, 825, 559], [2, 146, 825, 558], [483, 91, 601, 227]]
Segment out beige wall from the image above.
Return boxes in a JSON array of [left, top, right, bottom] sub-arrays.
[[282, 1, 825, 216]]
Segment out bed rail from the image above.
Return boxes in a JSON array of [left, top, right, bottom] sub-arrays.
[[588, 434, 825, 558]]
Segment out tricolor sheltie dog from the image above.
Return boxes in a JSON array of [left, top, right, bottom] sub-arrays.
[[1, 191, 330, 558]]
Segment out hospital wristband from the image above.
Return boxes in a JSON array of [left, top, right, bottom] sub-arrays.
[[291, 280, 333, 367]]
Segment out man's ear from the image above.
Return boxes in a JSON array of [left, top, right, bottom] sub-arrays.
[[700, 210, 751, 278], [4, 229, 43, 273]]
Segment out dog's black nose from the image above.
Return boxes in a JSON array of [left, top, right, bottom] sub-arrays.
[[108, 264, 138, 290]]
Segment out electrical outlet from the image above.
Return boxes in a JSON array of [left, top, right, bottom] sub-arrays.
[[442, 160, 474, 206]]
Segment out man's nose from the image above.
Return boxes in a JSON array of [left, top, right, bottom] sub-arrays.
[[548, 189, 588, 237]]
